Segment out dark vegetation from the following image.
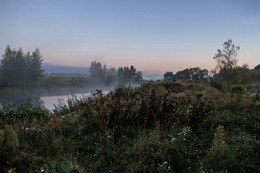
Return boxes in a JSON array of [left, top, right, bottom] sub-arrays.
[[0, 81, 259, 172], [0, 40, 260, 172], [164, 40, 259, 87], [89, 61, 143, 86], [164, 67, 209, 82], [0, 45, 43, 88]]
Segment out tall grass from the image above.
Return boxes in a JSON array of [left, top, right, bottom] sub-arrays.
[[0, 81, 259, 172]]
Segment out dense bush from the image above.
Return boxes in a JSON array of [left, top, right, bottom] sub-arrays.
[[0, 81, 259, 172]]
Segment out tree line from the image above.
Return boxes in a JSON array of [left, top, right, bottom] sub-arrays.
[[1, 41, 260, 89], [164, 39, 260, 87], [164, 67, 209, 82], [89, 61, 143, 85], [0, 46, 143, 88], [0, 45, 44, 87]]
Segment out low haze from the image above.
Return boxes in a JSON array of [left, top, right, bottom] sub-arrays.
[[0, 0, 259, 73]]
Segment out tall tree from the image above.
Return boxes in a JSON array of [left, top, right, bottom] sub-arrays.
[[163, 72, 174, 81], [213, 39, 240, 72], [117, 65, 142, 83], [27, 49, 44, 86], [212, 40, 253, 85], [89, 61, 107, 81], [174, 68, 190, 80], [0, 46, 44, 87], [106, 67, 117, 84], [172, 67, 209, 82]]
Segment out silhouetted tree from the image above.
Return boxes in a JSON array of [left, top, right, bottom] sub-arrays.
[[117, 65, 142, 83], [106, 67, 117, 85], [173, 67, 209, 82], [251, 64, 260, 82], [89, 61, 107, 81], [26, 49, 44, 86], [212, 40, 253, 85], [175, 68, 190, 80], [0, 46, 44, 87], [227, 64, 253, 85], [214, 39, 239, 71], [134, 71, 143, 83], [189, 67, 209, 82], [117, 67, 125, 82], [89, 62, 142, 84], [163, 72, 174, 81], [213, 40, 240, 83]]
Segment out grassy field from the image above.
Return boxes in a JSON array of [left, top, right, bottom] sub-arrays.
[[40, 75, 90, 88], [0, 81, 259, 172]]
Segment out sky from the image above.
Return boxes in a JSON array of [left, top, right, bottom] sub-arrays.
[[0, 0, 259, 74]]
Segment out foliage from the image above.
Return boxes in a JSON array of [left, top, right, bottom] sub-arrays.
[[163, 72, 174, 81], [35, 158, 82, 173], [212, 40, 253, 85], [89, 61, 107, 81], [89, 61, 143, 85], [213, 39, 239, 71], [251, 64, 260, 82], [0, 45, 44, 87], [5, 124, 19, 149], [210, 77, 228, 91], [217, 64, 253, 85], [117, 65, 143, 83], [0, 81, 259, 172], [230, 84, 247, 94], [203, 125, 235, 171], [164, 67, 209, 82], [0, 102, 50, 124]]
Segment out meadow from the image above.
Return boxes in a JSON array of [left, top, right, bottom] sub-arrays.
[[0, 81, 259, 172]]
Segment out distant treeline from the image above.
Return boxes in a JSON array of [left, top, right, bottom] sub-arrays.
[[89, 61, 143, 85], [0, 46, 143, 88], [163, 40, 260, 88], [1, 41, 260, 89], [164, 67, 209, 82], [0, 45, 43, 87]]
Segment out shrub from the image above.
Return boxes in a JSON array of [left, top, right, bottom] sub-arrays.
[[5, 124, 19, 149], [210, 78, 228, 91], [203, 125, 236, 172], [230, 84, 247, 94]]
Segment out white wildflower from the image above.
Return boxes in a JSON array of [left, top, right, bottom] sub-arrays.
[[163, 161, 168, 165]]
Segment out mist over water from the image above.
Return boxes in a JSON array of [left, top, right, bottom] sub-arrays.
[[0, 85, 114, 111], [0, 49, 154, 111]]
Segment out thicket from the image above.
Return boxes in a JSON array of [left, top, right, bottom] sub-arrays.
[[0, 81, 259, 172]]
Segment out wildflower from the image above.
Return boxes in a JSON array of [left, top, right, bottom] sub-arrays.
[[171, 137, 176, 142], [8, 168, 16, 173]]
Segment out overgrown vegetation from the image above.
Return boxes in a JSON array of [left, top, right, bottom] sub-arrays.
[[1, 40, 260, 172], [0, 81, 259, 172]]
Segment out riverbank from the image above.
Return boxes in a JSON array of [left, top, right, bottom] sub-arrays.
[[0, 81, 259, 172]]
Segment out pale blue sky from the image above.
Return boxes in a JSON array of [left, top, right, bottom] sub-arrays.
[[0, 0, 259, 73]]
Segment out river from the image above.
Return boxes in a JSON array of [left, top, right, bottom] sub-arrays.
[[0, 87, 111, 111]]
